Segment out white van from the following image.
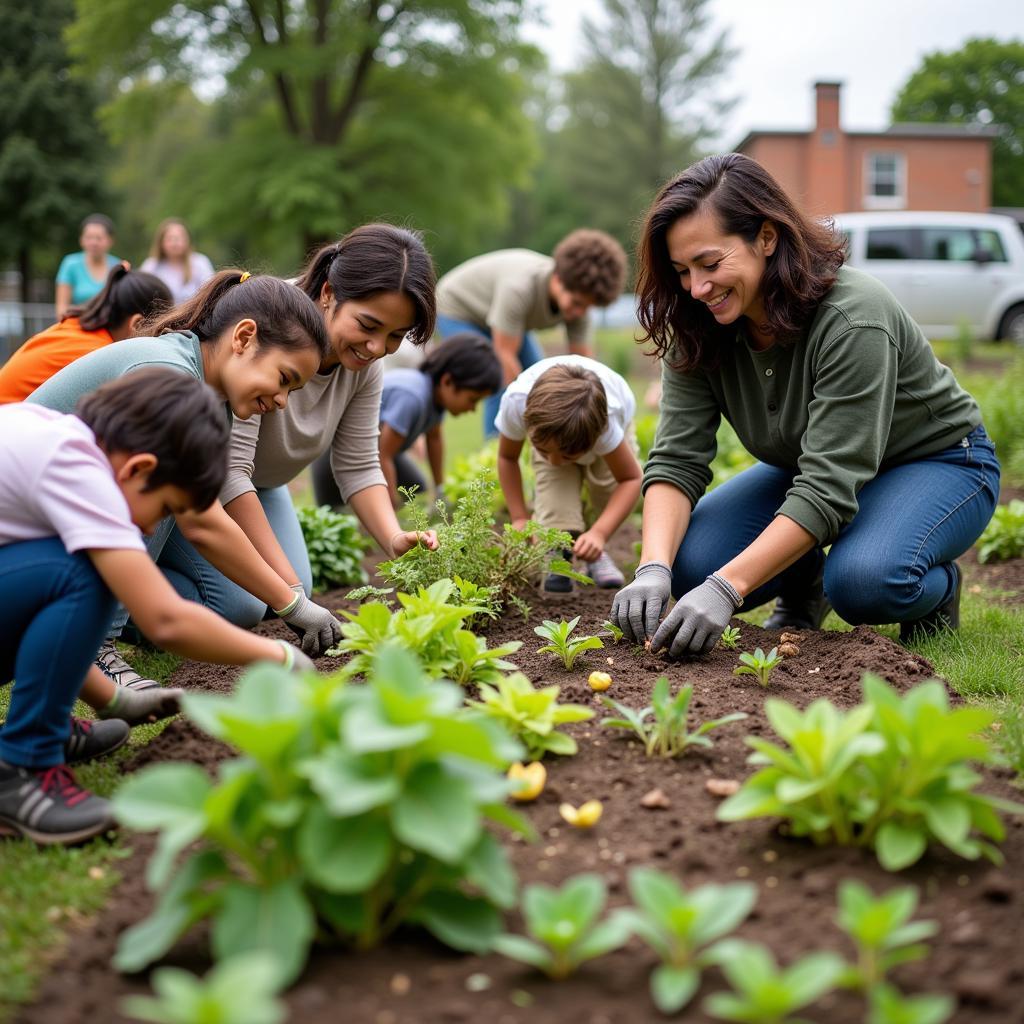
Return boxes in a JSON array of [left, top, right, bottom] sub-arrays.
[[831, 211, 1024, 343]]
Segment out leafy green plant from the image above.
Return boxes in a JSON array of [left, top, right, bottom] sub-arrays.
[[111, 645, 530, 983], [534, 615, 604, 670], [704, 939, 846, 1024], [734, 647, 781, 687], [978, 499, 1024, 563], [120, 953, 285, 1024], [492, 874, 632, 980], [296, 505, 371, 591], [601, 677, 747, 758], [867, 984, 954, 1024], [467, 672, 594, 759], [718, 674, 1024, 870], [330, 578, 520, 685], [720, 625, 742, 649], [601, 619, 624, 643], [378, 475, 585, 616], [618, 868, 757, 1014], [836, 881, 937, 992]]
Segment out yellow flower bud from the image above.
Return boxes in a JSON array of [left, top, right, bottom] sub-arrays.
[[588, 671, 612, 692], [507, 761, 546, 802], [559, 800, 603, 828]]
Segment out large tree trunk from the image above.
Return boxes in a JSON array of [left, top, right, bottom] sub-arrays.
[[18, 245, 31, 305]]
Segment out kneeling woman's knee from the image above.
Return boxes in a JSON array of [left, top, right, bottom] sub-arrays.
[[825, 557, 920, 625]]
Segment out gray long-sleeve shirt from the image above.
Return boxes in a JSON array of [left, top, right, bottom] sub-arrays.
[[223, 360, 386, 506], [644, 267, 982, 545]]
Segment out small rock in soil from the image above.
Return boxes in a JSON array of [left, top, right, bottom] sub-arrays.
[[641, 787, 671, 809], [981, 870, 1014, 903], [780, 632, 802, 644], [955, 970, 1005, 1006], [778, 642, 800, 657], [951, 920, 982, 945], [705, 777, 740, 797]]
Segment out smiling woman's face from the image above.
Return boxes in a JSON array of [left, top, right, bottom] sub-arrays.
[[319, 288, 417, 372]]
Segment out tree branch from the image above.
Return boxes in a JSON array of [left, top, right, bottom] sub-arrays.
[[243, 0, 302, 137], [327, 0, 392, 145]]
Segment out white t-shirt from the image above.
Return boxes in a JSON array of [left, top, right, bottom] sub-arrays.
[[494, 355, 636, 465], [0, 404, 145, 554]]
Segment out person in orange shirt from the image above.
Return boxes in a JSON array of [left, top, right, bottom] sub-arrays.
[[0, 265, 171, 404]]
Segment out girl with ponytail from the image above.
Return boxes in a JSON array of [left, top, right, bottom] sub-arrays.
[[0, 265, 170, 404]]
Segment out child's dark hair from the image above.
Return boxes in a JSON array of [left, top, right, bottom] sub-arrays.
[[75, 368, 229, 511], [523, 364, 608, 458], [142, 270, 329, 360], [81, 213, 115, 237], [64, 264, 171, 332], [420, 333, 502, 393], [295, 224, 436, 345], [553, 229, 628, 306]]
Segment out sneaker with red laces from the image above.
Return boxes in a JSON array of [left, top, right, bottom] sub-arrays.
[[64, 716, 130, 765], [0, 760, 115, 845]]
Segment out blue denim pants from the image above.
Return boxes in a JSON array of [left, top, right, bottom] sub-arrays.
[[435, 314, 544, 438], [0, 539, 116, 768], [670, 426, 1001, 626], [157, 486, 313, 628]]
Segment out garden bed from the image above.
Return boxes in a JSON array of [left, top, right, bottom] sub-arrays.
[[16, 548, 1024, 1024]]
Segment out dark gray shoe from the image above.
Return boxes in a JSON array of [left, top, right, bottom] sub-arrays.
[[544, 548, 575, 593], [0, 760, 115, 845], [899, 562, 962, 643], [64, 716, 130, 765], [764, 563, 831, 631]]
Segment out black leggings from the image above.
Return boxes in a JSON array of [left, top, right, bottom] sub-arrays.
[[311, 450, 428, 509]]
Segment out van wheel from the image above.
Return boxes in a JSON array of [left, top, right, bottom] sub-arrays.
[[997, 303, 1024, 344]]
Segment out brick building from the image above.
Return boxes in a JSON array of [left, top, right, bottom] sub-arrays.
[[735, 82, 998, 217]]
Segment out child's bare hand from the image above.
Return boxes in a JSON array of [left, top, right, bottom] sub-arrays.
[[391, 529, 439, 557], [573, 529, 605, 562], [511, 517, 530, 532]]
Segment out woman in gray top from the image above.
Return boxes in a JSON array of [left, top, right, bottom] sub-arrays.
[[611, 153, 999, 657], [158, 225, 441, 640]]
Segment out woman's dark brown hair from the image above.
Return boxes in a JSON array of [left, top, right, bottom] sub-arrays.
[[143, 270, 329, 360], [64, 264, 171, 332], [295, 224, 436, 345], [637, 153, 847, 371]]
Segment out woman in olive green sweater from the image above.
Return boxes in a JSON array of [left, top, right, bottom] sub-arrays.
[[611, 153, 1000, 656]]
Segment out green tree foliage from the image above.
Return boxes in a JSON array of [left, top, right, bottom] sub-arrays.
[[891, 38, 1024, 207], [0, 0, 109, 299], [70, 1, 543, 271]]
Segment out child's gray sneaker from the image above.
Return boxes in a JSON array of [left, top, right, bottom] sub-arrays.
[[0, 760, 115, 845], [64, 716, 129, 764], [543, 548, 575, 593], [586, 551, 625, 589], [95, 640, 159, 691]]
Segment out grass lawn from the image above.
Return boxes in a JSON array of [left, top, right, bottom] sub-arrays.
[[1, 330, 1021, 1022]]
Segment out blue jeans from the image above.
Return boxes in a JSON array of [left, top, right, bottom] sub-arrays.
[[436, 314, 544, 438], [158, 486, 313, 628], [671, 426, 1000, 625], [0, 539, 116, 768]]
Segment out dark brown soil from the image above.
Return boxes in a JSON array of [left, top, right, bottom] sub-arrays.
[[17, 537, 1024, 1024]]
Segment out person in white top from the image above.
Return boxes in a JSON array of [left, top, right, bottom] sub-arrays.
[[0, 370, 313, 846], [495, 355, 642, 593], [140, 218, 215, 304]]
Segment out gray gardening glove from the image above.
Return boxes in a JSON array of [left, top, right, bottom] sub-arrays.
[[275, 584, 341, 657], [650, 573, 743, 659], [273, 639, 317, 673], [610, 561, 673, 644]]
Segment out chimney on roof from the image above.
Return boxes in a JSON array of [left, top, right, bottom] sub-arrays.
[[814, 81, 842, 135]]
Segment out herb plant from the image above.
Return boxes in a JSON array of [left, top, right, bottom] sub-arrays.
[[467, 672, 594, 759], [112, 645, 529, 983], [492, 874, 632, 979], [718, 674, 1024, 870], [867, 984, 954, 1024], [534, 615, 604, 670], [296, 505, 371, 591], [618, 868, 757, 1014], [120, 953, 285, 1024], [978, 499, 1024, 563], [601, 619, 624, 643], [836, 881, 937, 992], [719, 625, 742, 649], [734, 647, 781, 687], [704, 939, 846, 1023], [601, 677, 747, 758]]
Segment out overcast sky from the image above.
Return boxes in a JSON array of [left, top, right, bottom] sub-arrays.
[[522, 0, 1024, 149]]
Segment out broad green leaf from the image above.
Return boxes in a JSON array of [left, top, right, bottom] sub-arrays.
[[492, 934, 553, 972], [297, 807, 392, 893], [923, 796, 971, 848], [300, 749, 401, 817], [392, 763, 480, 863], [463, 831, 517, 909], [651, 964, 701, 1014], [784, 951, 846, 1005], [876, 822, 929, 871], [410, 889, 503, 953], [570, 912, 632, 962]]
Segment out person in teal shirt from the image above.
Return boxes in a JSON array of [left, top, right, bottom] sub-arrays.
[[55, 214, 120, 316]]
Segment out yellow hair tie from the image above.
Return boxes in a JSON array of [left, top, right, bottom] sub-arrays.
[[239, 271, 251, 283]]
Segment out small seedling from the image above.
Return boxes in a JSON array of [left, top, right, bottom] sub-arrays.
[[867, 984, 954, 1024], [719, 625, 742, 649], [617, 868, 757, 1014], [734, 647, 781, 687], [601, 677, 747, 758], [534, 615, 604, 670], [978, 499, 1024, 564], [704, 939, 845, 1023], [835, 881, 938, 992], [601, 619, 624, 643], [492, 874, 631, 979]]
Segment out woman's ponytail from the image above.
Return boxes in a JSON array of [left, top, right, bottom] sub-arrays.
[[65, 264, 172, 333]]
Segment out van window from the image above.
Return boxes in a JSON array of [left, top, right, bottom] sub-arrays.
[[921, 227, 977, 262], [974, 230, 1007, 262], [866, 228, 915, 260]]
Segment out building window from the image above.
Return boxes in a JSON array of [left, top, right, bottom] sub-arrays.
[[864, 153, 906, 209]]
